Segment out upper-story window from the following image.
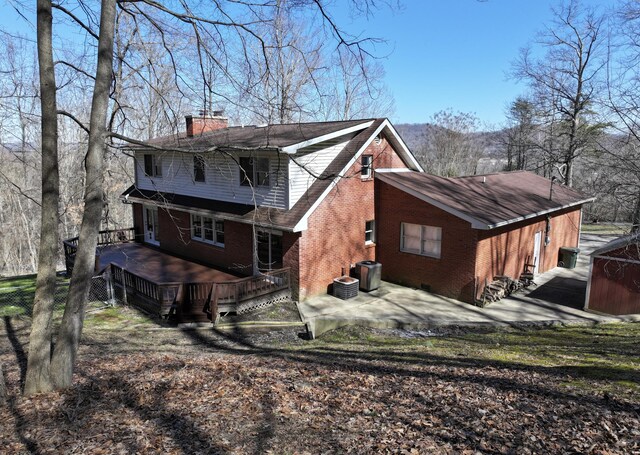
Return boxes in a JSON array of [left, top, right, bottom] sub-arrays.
[[361, 154, 373, 179], [194, 155, 206, 182], [143, 154, 162, 178], [239, 157, 270, 187]]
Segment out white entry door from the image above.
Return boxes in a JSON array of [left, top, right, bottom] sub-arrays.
[[533, 230, 542, 274], [143, 206, 160, 245]]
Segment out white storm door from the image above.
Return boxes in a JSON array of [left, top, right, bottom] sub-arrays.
[[533, 230, 542, 274]]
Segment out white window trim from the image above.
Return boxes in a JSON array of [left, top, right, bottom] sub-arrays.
[[191, 213, 224, 247], [361, 154, 373, 179], [193, 155, 206, 183], [400, 222, 442, 258], [239, 156, 271, 188], [365, 220, 376, 245], [143, 154, 162, 178]]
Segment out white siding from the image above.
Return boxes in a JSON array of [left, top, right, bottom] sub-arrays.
[[288, 138, 350, 208], [135, 151, 288, 209]]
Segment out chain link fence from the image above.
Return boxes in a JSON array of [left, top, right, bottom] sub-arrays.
[[0, 273, 114, 317]]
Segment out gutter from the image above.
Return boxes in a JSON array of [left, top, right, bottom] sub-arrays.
[[122, 194, 296, 233]]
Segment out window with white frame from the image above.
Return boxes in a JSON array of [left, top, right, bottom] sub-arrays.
[[194, 155, 206, 182], [361, 154, 373, 179], [191, 214, 224, 246], [143, 154, 162, 177], [239, 156, 270, 187], [400, 223, 442, 258], [365, 220, 375, 244]]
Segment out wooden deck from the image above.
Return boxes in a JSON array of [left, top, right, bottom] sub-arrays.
[[64, 229, 291, 323], [96, 243, 240, 284]]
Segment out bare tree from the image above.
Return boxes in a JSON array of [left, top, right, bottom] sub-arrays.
[[415, 109, 485, 177], [601, 0, 640, 232], [503, 96, 537, 171], [23, 0, 60, 395], [513, 0, 606, 187]]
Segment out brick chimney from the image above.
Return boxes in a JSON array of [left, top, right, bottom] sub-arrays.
[[185, 110, 228, 137]]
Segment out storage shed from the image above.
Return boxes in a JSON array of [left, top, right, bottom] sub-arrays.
[[585, 234, 640, 315], [375, 170, 594, 304]]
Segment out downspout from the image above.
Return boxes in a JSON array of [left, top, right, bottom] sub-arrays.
[[583, 255, 594, 311]]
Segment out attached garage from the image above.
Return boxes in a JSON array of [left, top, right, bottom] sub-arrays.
[[585, 234, 640, 315]]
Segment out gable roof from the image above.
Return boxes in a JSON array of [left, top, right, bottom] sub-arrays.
[[138, 119, 377, 154], [591, 233, 640, 260], [376, 170, 594, 230], [123, 118, 422, 232]]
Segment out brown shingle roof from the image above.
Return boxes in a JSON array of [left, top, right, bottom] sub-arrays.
[[123, 119, 389, 231], [139, 119, 376, 151], [377, 170, 594, 229]]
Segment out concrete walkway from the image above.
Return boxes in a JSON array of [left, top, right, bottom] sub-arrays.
[[298, 234, 640, 338]]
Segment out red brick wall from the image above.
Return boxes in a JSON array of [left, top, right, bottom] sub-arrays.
[[297, 135, 409, 299], [588, 257, 640, 315], [132, 203, 144, 242], [283, 232, 301, 300], [131, 203, 301, 282], [375, 180, 478, 302], [475, 207, 582, 298], [131, 203, 253, 275]]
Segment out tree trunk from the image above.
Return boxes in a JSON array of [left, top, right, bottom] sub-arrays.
[[50, 0, 117, 389], [0, 362, 7, 404], [632, 186, 640, 234], [23, 0, 60, 396]]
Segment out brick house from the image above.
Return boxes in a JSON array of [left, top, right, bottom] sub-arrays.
[[374, 170, 594, 303], [121, 115, 422, 301]]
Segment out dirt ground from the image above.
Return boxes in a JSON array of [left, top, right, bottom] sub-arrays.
[[1, 312, 639, 454]]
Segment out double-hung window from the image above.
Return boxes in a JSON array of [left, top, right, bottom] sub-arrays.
[[400, 223, 442, 258], [239, 157, 270, 187], [361, 155, 373, 179], [191, 214, 224, 246], [365, 220, 375, 244], [143, 154, 162, 177], [194, 155, 206, 182]]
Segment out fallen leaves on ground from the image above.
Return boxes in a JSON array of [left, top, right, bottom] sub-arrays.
[[1, 328, 639, 454]]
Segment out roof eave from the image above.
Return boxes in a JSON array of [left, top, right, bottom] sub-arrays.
[[280, 120, 375, 154], [121, 193, 295, 232], [480, 197, 596, 230], [376, 172, 595, 230]]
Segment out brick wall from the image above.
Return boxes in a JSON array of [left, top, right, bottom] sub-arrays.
[[283, 232, 301, 300], [132, 203, 144, 241], [475, 207, 582, 299], [375, 180, 478, 302], [131, 203, 301, 282], [297, 135, 409, 300]]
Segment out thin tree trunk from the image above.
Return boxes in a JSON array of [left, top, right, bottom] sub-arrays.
[[632, 186, 640, 234], [50, 0, 116, 389], [0, 362, 7, 404], [24, 0, 60, 396]]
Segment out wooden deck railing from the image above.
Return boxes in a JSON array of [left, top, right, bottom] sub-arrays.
[[110, 264, 291, 322], [63, 228, 137, 274]]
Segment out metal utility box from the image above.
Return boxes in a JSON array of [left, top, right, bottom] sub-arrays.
[[355, 260, 382, 291], [558, 247, 580, 269], [333, 276, 359, 299]]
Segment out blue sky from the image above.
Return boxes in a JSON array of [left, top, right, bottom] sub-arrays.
[[332, 0, 613, 128], [0, 0, 613, 129]]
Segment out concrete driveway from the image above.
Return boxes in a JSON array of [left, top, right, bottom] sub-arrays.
[[298, 234, 640, 338]]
